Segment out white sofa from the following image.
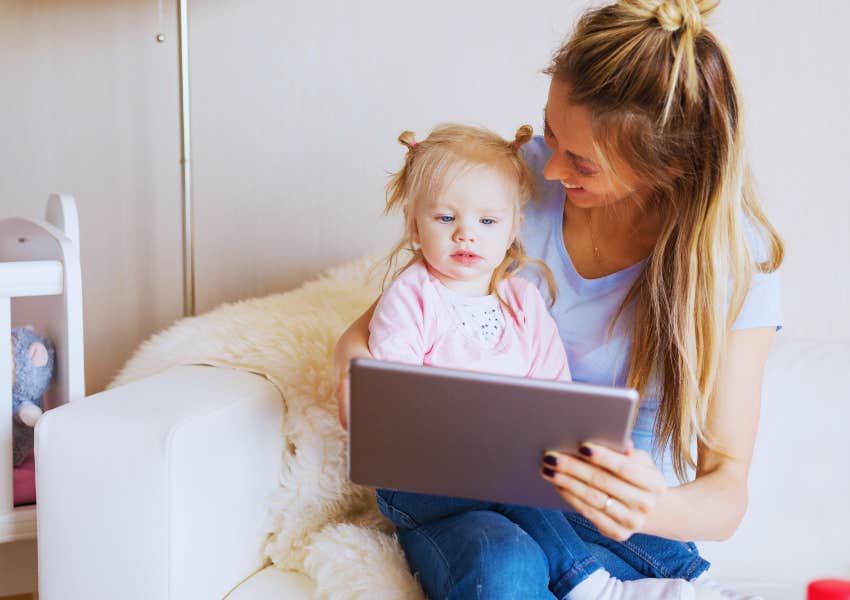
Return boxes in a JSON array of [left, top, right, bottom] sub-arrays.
[[34, 339, 850, 599]]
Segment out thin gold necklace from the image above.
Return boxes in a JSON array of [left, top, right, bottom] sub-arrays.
[[585, 209, 602, 263]]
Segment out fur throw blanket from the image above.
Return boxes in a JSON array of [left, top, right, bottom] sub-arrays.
[[110, 256, 426, 599]]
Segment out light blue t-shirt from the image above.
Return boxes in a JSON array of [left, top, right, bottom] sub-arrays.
[[519, 137, 783, 485]]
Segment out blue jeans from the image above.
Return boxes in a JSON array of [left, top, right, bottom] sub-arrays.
[[376, 489, 709, 600]]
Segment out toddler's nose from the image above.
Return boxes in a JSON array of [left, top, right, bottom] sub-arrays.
[[453, 230, 475, 243], [453, 224, 476, 243]]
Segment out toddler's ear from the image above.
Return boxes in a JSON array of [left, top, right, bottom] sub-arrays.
[[404, 205, 420, 244]]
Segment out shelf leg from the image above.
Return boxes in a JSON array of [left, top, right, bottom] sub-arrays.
[[1, 297, 13, 514]]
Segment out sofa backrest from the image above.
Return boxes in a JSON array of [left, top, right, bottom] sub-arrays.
[[701, 339, 850, 586]]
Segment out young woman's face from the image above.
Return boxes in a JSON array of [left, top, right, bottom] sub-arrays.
[[412, 165, 518, 296], [542, 78, 644, 210]]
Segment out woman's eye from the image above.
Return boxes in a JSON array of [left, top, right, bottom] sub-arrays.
[[480, 218, 495, 225], [439, 215, 455, 223], [574, 159, 599, 177]]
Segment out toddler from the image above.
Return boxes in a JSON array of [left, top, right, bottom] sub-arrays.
[[367, 124, 710, 600]]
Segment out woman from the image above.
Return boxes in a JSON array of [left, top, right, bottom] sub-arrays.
[[336, 0, 783, 598]]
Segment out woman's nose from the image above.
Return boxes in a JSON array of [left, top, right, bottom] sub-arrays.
[[542, 153, 569, 181]]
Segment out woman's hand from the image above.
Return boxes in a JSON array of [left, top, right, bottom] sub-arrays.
[[540, 441, 667, 542]]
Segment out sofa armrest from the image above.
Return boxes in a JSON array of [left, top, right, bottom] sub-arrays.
[[35, 365, 284, 600]]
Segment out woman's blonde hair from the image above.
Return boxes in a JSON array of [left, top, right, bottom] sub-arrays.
[[546, 0, 784, 480], [383, 124, 556, 319]]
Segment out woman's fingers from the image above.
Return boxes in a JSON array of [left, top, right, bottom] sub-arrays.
[[542, 464, 609, 509], [552, 485, 634, 542], [567, 443, 664, 493], [542, 451, 660, 514], [541, 463, 655, 524]]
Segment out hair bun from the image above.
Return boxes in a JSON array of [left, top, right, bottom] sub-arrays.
[[654, 0, 717, 36]]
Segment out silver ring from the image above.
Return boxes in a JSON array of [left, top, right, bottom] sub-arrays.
[[602, 496, 613, 512]]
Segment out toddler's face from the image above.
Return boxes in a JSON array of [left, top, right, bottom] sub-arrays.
[[413, 165, 518, 296]]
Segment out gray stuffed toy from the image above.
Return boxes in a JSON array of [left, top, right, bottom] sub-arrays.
[[11, 326, 55, 466]]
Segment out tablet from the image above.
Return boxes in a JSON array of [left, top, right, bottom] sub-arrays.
[[347, 358, 639, 511]]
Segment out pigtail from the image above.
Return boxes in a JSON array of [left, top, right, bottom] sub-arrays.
[[380, 129, 424, 290], [512, 124, 534, 149], [398, 130, 418, 150], [386, 130, 417, 215]]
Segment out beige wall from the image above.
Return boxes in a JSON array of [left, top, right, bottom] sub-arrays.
[[2, 1, 849, 393], [1, 0, 184, 393]]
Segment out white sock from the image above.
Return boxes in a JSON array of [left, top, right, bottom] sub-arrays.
[[692, 573, 764, 600], [565, 568, 696, 600]]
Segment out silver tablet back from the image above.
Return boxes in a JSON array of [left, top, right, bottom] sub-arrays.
[[348, 358, 639, 511]]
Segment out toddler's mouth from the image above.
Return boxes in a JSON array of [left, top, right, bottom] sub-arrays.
[[451, 251, 482, 265]]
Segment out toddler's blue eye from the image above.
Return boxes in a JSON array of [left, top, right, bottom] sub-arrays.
[[480, 218, 495, 225], [439, 216, 455, 223]]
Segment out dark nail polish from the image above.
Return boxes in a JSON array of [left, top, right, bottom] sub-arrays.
[[543, 454, 558, 466], [579, 445, 593, 457], [542, 467, 555, 478]]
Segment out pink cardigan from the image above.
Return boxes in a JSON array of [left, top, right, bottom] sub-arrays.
[[369, 261, 571, 382]]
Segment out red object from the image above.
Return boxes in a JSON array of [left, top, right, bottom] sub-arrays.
[[808, 580, 850, 600], [13, 449, 37, 506]]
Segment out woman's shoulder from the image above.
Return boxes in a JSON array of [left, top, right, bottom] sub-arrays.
[[733, 218, 783, 331], [520, 137, 564, 239], [520, 135, 551, 174], [741, 216, 776, 264]]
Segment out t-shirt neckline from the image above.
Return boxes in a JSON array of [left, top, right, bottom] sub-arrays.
[[553, 194, 647, 295], [424, 264, 515, 353]]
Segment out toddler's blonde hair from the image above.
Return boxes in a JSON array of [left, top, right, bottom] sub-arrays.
[[383, 123, 556, 319]]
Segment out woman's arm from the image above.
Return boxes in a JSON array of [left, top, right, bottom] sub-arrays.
[[643, 326, 775, 540], [541, 326, 775, 542], [333, 301, 377, 429]]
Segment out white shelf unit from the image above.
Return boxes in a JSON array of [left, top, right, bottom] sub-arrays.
[[0, 194, 85, 543]]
